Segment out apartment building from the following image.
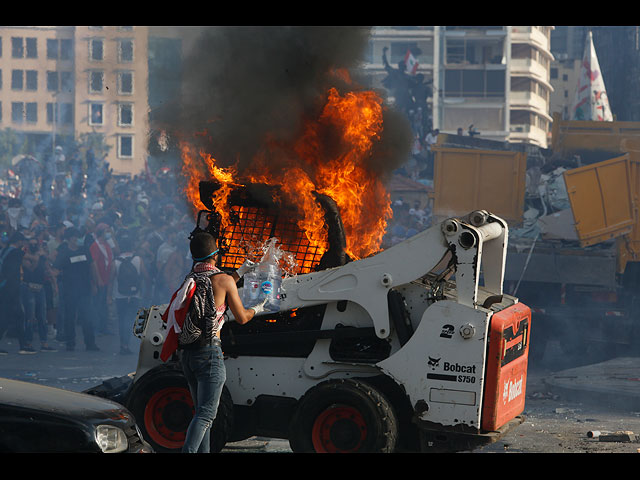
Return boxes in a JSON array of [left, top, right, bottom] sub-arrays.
[[548, 26, 587, 121], [366, 26, 555, 148], [0, 26, 149, 175]]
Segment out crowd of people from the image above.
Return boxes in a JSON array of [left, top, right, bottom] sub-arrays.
[[0, 147, 195, 355], [0, 104, 464, 357]]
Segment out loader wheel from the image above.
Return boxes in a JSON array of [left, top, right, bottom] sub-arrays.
[[126, 366, 234, 453], [288, 378, 398, 453]]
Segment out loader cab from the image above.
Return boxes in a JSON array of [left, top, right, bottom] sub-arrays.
[[195, 180, 351, 275]]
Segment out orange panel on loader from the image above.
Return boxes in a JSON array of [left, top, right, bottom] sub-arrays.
[[481, 303, 531, 432]]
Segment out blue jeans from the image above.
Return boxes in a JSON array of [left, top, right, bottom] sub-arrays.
[[22, 284, 47, 345], [115, 297, 140, 350], [180, 345, 226, 453]]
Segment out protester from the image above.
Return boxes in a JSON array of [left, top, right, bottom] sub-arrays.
[[163, 231, 264, 453], [22, 233, 57, 352], [111, 232, 147, 355], [0, 232, 32, 354], [54, 227, 99, 351], [89, 223, 114, 335]]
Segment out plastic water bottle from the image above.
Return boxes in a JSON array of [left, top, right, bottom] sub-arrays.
[[241, 238, 282, 312], [243, 270, 261, 305], [259, 263, 281, 312]]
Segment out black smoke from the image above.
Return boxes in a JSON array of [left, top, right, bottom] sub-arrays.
[[153, 26, 412, 180]]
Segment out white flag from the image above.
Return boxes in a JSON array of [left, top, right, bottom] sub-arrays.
[[404, 49, 419, 75], [571, 31, 613, 121]]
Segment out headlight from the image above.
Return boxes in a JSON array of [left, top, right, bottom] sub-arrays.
[[95, 425, 129, 453]]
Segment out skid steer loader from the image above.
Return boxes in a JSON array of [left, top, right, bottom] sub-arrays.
[[88, 182, 531, 453]]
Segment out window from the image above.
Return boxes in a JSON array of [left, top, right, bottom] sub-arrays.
[[48, 103, 73, 125], [11, 102, 24, 123], [47, 39, 58, 59], [26, 102, 37, 123], [60, 103, 73, 125], [11, 70, 23, 90], [118, 71, 133, 94], [25, 70, 37, 90], [11, 37, 24, 58], [118, 135, 133, 158], [445, 68, 504, 98], [90, 102, 104, 125], [61, 71, 73, 93], [118, 39, 133, 62], [46, 103, 58, 124], [486, 70, 505, 96], [26, 38, 37, 58], [118, 103, 133, 126], [60, 39, 73, 60], [446, 39, 465, 64], [90, 71, 104, 93], [90, 39, 104, 61], [46, 71, 59, 92]]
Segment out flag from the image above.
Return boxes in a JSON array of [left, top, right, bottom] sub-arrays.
[[159, 278, 196, 362], [404, 49, 419, 75], [571, 31, 613, 121]]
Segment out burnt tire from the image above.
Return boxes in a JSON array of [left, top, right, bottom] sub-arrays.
[[125, 365, 233, 453], [288, 378, 398, 453]]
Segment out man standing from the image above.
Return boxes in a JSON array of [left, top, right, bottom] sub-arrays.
[[0, 232, 32, 354], [89, 223, 114, 335], [161, 232, 263, 453], [54, 227, 99, 351], [111, 233, 147, 355], [424, 128, 439, 179]]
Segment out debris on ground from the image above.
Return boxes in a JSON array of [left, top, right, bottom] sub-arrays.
[[587, 430, 638, 442], [529, 391, 560, 400], [555, 407, 580, 414]]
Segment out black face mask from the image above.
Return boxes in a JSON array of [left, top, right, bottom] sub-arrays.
[[29, 243, 39, 253]]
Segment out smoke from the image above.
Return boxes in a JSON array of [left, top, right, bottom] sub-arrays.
[[154, 26, 412, 180]]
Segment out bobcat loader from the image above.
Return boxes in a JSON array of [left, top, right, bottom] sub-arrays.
[[87, 185, 531, 453]]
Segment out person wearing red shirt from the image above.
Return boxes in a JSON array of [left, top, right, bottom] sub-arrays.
[[89, 223, 113, 337]]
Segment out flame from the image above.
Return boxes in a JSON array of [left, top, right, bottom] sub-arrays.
[[181, 143, 207, 212], [180, 84, 391, 267]]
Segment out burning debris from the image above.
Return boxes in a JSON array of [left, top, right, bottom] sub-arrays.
[[153, 27, 413, 272]]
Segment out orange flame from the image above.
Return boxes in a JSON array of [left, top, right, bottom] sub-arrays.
[[181, 84, 391, 266]]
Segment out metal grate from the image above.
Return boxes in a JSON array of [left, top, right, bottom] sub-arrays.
[[219, 204, 326, 274]]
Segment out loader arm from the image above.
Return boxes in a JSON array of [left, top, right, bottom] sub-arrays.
[[265, 210, 509, 339]]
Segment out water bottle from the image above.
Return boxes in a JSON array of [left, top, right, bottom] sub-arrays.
[[260, 263, 281, 312], [242, 270, 261, 306], [241, 238, 282, 312]]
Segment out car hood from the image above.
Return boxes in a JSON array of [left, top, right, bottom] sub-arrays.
[[0, 378, 134, 423]]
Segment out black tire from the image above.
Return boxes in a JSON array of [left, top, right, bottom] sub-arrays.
[[288, 378, 398, 453], [125, 365, 233, 453]]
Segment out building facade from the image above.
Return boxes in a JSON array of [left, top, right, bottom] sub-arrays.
[[0, 26, 149, 175], [548, 26, 588, 121], [366, 26, 555, 148]]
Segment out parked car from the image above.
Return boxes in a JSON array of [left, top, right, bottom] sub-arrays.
[[0, 377, 153, 453]]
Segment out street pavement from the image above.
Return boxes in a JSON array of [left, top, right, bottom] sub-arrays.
[[544, 356, 640, 411], [0, 327, 140, 391], [0, 325, 294, 452], [2, 325, 640, 453]]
